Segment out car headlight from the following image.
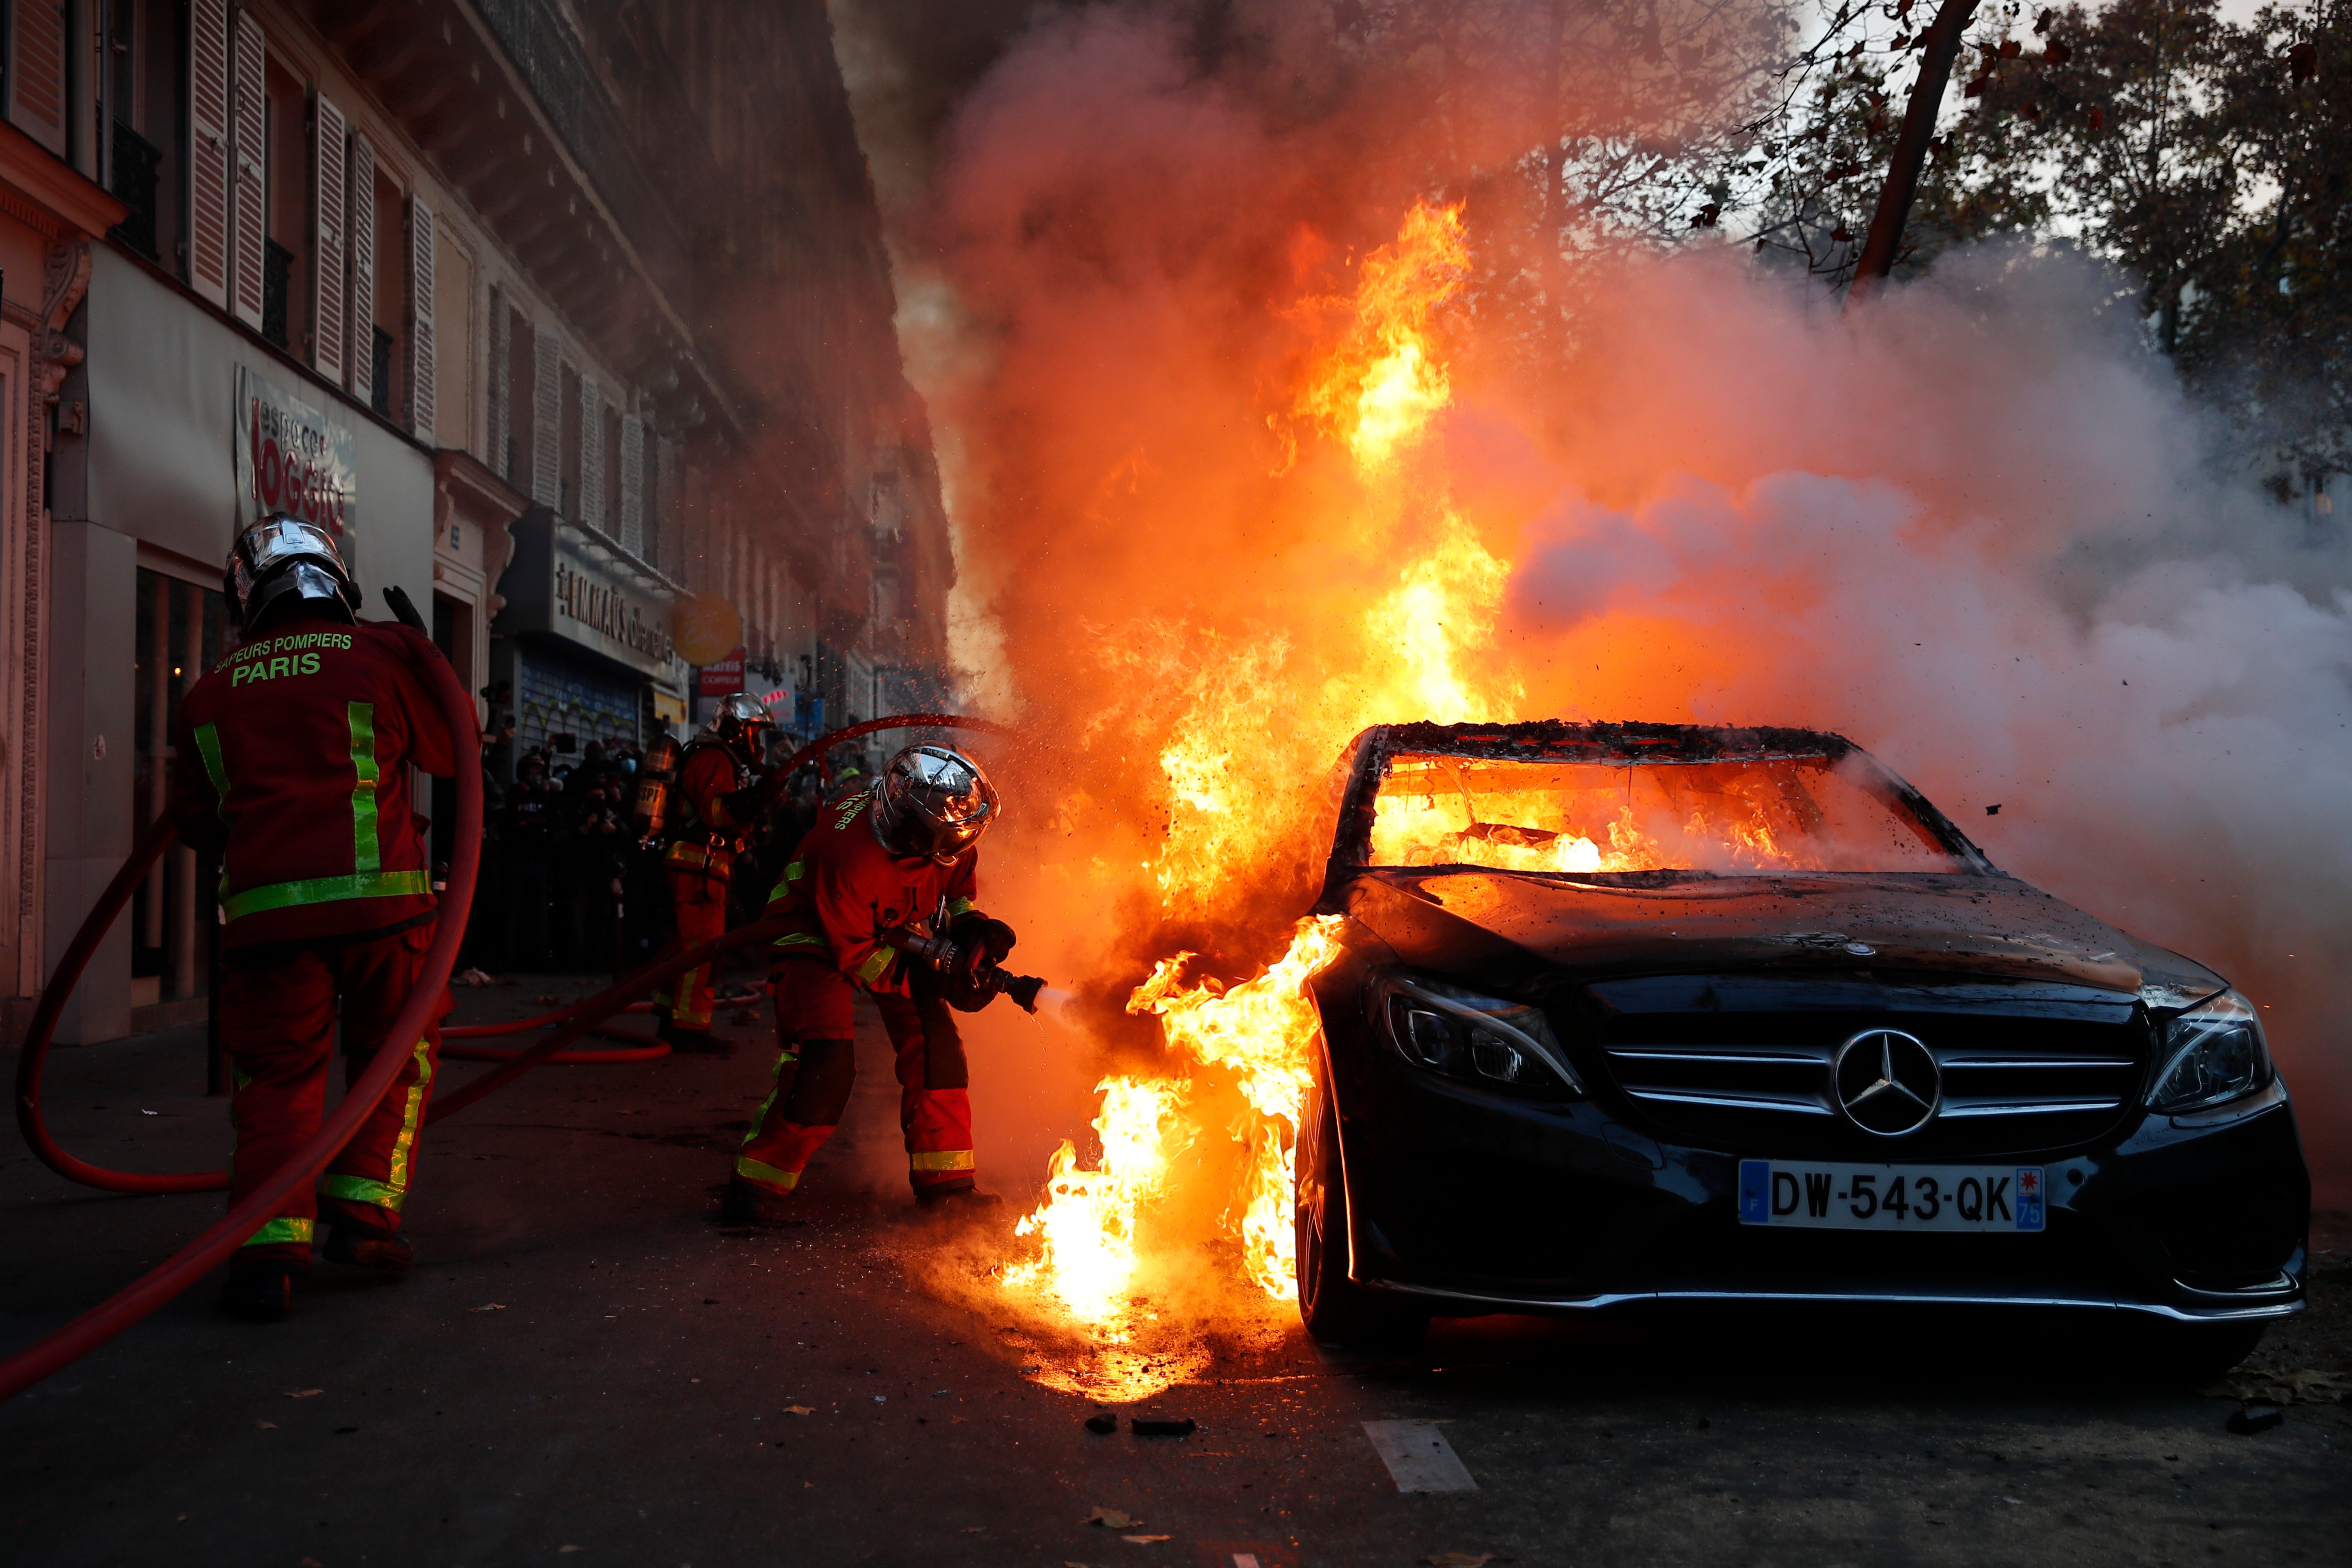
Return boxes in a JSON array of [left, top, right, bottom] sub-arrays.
[[1370, 973, 1583, 1096], [2147, 989, 2273, 1114]]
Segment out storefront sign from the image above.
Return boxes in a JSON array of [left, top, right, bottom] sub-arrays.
[[235, 366, 355, 539], [495, 511, 680, 683], [696, 648, 745, 697]]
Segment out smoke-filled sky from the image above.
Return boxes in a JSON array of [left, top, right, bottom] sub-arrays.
[[828, 0, 2351, 1207]]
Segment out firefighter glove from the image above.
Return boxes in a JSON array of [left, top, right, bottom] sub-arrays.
[[950, 915, 1017, 974], [382, 583, 429, 634]]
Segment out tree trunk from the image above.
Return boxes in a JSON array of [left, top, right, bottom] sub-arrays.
[[1850, 0, 1981, 304]]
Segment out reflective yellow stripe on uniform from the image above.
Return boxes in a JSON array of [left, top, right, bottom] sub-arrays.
[[224, 869, 432, 922], [910, 1150, 975, 1172], [944, 896, 977, 921], [665, 841, 714, 869], [854, 945, 897, 985], [733, 1157, 800, 1189], [243, 1216, 315, 1249], [764, 861, 808, 908], [319, 1039, 433, 1214], [772, 930, 827, 952]]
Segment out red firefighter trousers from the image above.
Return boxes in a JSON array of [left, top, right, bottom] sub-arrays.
[[223, 925, 448, 1267], [734, 959, 974, 1197], [655, 863, 729, 1032]]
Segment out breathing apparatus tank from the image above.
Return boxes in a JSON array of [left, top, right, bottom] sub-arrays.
[[633, 733, 682, 843]]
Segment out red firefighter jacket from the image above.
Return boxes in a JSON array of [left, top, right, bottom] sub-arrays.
[[662, 741, 753, 879], [765, 790, 984, 994], [168, 615, 458, 953]]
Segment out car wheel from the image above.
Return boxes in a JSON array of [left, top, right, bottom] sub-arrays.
[[2142, 1319, 2267, 1381], [1295, 1078, 1425, 1350]]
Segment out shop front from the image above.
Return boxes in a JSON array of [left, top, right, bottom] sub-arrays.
[[491, 511, 684, 770]]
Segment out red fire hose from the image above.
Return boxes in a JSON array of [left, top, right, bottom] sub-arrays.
[[1, 708, 1011, 1400]]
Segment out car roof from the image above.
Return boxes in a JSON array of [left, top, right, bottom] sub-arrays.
[[1357, 720, 1859, 765]]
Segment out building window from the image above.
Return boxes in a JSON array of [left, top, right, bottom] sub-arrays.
[[505, 306, 533, 484], [558, 362, 581, 518], [110, 120, 162, 259], [263, 55, 308, 352], [371, 323, 392, 417]]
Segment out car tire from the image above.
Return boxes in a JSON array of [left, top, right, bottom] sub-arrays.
[[2142, 1319, 2267, 1381], [1295, 1078, 1426, 1351]]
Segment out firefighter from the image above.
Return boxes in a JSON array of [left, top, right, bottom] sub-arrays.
[[650, 693, 774, 1048], [723, 744, 1016, 1219], [167, 514, 460, 1322]]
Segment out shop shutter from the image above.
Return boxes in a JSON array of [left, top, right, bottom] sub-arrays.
[[408, 197, 436, 439], [228, 10, 267, 331], [312, 95, 348, 381], [187, 0, 232, 309], [8, 3, 68, 155], [577, 380, 604, 531], [618, 413, 645, 555], [530, 325, 560, 506], [346, 130, 377, 398]]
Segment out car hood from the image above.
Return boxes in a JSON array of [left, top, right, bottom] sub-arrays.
[[1342, 868, 2225, 999]]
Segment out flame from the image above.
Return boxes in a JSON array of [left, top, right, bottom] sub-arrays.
[[1293, 201, 1469, 469], [1000, 1075, 1193, 1335], [994, 200, 1514, 1390], [1126, 916, 1348, 1297]]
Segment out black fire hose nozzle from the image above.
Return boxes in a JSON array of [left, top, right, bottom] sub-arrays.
[[988, 969, 1047, 1014]]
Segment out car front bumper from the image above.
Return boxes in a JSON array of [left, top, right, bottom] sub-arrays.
[[1330, 1041, 2311, 1324]]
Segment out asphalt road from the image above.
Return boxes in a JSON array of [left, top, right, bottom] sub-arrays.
[[3, 977, 2347, 1567]]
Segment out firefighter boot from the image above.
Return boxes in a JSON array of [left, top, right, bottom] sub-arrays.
[[323, 1217, 415, 1272], [220, 1263, 296, 1322], [720, 1178, 794, 1226]]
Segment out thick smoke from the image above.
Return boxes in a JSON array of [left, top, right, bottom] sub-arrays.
[[873, 7, 2349, 1207]]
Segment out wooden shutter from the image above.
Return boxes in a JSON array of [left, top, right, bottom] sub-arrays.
[[188, 0, 232, 309], [577, 381, 604, 530], [407, 197, 436, 439], [8, 2, 68, 155], [530, 325, 560, 506], [228, 10, 267, 331], [487, 287, 510, 479], [312, 95, 347, 381], [345, 130, 376, 398], [619, 413, 644, 555]]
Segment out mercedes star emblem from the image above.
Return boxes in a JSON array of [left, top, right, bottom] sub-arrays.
[[1833, 1028, 1942, 1136]]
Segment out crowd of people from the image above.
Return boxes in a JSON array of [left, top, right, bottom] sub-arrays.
[[463, 726, 827, 977]]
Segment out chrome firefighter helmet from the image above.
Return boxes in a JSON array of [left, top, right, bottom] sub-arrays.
[[224, 513, 360, 632], [871, 744, 998, 865], [703, 692, 775, 765]]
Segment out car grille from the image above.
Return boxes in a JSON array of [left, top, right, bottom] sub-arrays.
[[1589, 982, 2150, 1158]]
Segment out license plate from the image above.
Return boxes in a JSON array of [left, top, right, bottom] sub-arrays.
[[1737, 1161, 2046, 1232]]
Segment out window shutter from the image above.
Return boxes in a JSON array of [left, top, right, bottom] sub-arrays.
[[228, 10, 267, 331], [345, 130, 377, 398], [311, 95, 347, 381], [407, 197, 436, 440], [487, 287, 510, 481], [618, 413, 644, 555], [577, 380, 604, 531], [187, 0, 232, 309], [530, 325, 560, 507], [8, 2, 68, 155]]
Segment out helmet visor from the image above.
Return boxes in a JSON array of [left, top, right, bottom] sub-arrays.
[[241, 518, 346, 578]]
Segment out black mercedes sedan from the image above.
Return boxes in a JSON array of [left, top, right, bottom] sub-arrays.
[[1295, 721, 2310, 1370]]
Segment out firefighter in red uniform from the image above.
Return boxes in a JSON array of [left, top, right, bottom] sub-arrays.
[[723, 744, 1016, 1219], [651, 693, 773, 1048], [167, 515, 460, 1321]]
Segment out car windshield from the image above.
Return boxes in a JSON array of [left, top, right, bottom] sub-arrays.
[[1369, 751, 1968, 874]]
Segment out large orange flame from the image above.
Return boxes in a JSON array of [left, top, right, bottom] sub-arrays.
[[998, 202, 1519, 1376]]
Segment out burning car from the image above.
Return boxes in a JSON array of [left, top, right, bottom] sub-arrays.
[[1295, 721, 2310, 1369]]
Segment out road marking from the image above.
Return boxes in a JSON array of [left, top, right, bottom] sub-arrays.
[[1362, 1419, 1477, 1492]]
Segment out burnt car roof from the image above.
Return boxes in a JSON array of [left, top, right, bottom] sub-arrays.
[[1361, 719, 1863, 765]]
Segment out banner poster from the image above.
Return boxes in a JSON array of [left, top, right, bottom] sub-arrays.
[[235, 366, 357, 552]]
